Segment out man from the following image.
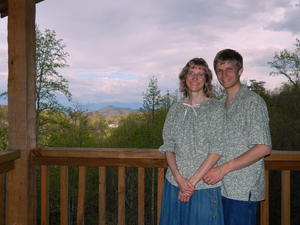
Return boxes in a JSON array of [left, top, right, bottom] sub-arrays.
[[203, 49, 272, 225]]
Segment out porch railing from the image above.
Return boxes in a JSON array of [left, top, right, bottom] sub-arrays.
[[0, 150, 20, 225], [32, 148, 300, 225]]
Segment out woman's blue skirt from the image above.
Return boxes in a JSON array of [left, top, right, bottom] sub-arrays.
[[159, 180, 224, 225]]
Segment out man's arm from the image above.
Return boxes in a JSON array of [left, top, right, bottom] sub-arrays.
[[189, 153, 221, 186], [203, 144, 271, 185]]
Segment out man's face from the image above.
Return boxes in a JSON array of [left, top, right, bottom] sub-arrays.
[[215, 61, 243, 90]]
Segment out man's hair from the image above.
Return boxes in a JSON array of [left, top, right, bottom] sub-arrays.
[[179, 58, 213, 98], [213, 49, 243, 71]]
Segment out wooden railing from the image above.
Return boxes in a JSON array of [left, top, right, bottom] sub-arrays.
[[262, 151, 300, 225], [0, 150, 21, 225], [32, 148, 300, 225]]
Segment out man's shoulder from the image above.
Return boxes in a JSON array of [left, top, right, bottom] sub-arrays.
[[207, 98, 224, 112], [240, 87, 266, 106]]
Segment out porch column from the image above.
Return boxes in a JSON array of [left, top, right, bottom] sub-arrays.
[[6, 0, 37, 224]]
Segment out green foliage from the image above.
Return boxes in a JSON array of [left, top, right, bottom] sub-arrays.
[[269, 84, 300, 150], [38, 106, 109, 148], [268, 39, 300, 87], [0, 105, 8, 150]]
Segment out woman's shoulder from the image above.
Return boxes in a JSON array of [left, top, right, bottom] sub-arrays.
[[167, 101, 185, 114]]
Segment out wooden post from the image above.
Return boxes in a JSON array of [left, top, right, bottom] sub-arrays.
[[0, 174, 5, 225], [6, 0, 37, 225], [60, 166, 69, 225], [118, 167, 125, 225], [281, 170, 290, 225], [138, 168, 145, 225], [99, 167, 106, 225], [260, 170, 269, 225]]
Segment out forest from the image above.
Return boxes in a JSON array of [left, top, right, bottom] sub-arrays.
[[0, 27, 299, 224]]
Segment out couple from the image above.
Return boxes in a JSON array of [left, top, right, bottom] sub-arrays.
[[159, 49, 272, 225]]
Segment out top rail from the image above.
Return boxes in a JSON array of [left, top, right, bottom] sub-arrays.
[[32, 148, 168, 168], [32, 148, 300, 170], [0, 150, 20, 173]]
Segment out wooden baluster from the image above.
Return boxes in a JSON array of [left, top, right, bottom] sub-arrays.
[[118, 167, 125, 225], [260, 170, 269, 225], [281, 170, 290, 225], [157, 168, 165, 225], [41, 165, 48, 225], [138, 168, 145, 225], [60, 166, 68, 225], [99, 167, 106, 225], [77, 166, 86, 225], [0, 174, 5, 225]]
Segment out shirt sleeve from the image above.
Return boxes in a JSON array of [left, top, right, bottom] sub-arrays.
[[158, 104, 178, 153], [247, 96, 272, 148], [208, 103, 224, 155]]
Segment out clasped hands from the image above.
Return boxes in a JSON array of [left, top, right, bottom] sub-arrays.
[[177, 166, 225, 202]]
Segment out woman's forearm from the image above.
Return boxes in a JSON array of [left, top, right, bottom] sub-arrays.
[[165, 152, 195, 193], [165, 152, 181, 181]]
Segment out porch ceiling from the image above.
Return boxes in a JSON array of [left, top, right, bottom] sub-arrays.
[[0, 0, 44, 18]]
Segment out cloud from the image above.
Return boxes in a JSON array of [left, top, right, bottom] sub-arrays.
[[266, 5, 300, 34], [0, 0, 299, 106]]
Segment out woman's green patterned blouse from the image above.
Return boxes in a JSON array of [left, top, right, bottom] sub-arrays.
[[159, 99, 224, 190]]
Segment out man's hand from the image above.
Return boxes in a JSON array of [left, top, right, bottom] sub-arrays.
[[203, 167, 225, 185]]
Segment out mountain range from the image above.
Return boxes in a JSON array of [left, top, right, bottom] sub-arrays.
[[88, 105, 137, 116], [83, 101, 141, 111]]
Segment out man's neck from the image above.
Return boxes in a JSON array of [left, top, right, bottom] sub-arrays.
[[225, 83, 241, 107]]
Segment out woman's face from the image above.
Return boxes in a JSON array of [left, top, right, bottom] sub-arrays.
[[186, 65, 206, 93]]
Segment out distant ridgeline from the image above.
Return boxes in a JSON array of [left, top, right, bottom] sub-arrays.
[[88, 105, 137, 116]]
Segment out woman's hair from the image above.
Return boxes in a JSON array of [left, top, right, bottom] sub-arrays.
[[179, 58, 213, 98]]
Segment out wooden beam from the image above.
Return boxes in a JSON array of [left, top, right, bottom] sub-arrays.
[[0, 0, 44, 17], [32, 148, 168, 168], [6, 0, 37, 225]]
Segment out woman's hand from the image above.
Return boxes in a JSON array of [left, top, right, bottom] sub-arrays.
[[178, 190, 192, 202], [176, 175, 195, 194]]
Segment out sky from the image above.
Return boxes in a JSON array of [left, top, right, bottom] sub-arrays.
[[0, 0, 300, 109]]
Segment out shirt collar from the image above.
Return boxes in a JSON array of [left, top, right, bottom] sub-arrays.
[[221, 85, 248, 107]]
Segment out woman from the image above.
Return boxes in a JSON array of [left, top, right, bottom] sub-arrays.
[[159, 58, 224, 225]]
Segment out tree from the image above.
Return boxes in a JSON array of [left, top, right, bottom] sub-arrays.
[[269, 84, 300, 150], [35, 26, 72, 132], [142, 76, 163, 225], [142, 76, 162, 122], [212, 83, 226, 99], [0, 26, 72, 145], [268, 39, 300, 87]]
